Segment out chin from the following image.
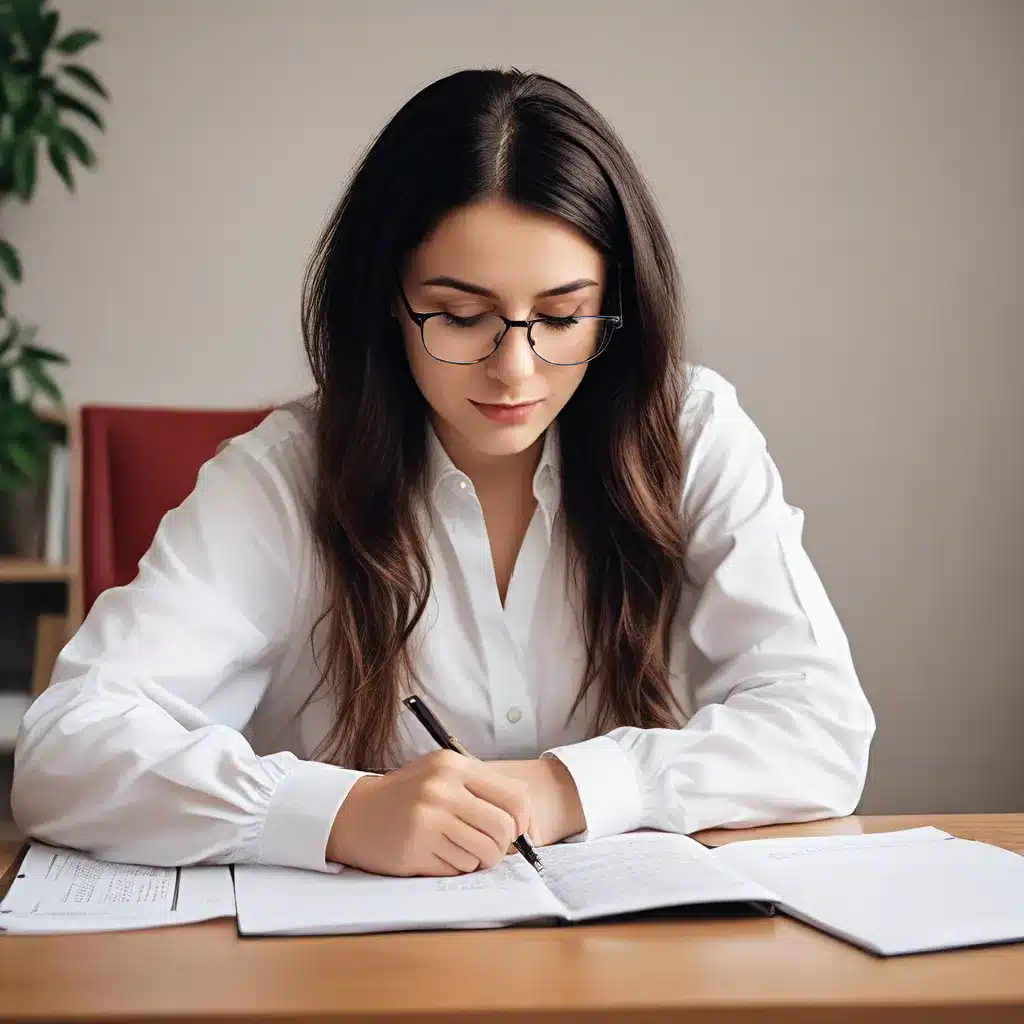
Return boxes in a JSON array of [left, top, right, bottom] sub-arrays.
[[467, 420, 547, 457]]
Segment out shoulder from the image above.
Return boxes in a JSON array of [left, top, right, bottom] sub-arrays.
[[680, 364, 758, 433], [680, 363, 767, 449], [125, 396, 321, 617], [678, 364, 774, 515], [211, 394, 318, 510], [159, 395, 321, 564]]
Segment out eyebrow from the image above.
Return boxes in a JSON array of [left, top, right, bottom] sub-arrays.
[[420, 275, 599, 299]]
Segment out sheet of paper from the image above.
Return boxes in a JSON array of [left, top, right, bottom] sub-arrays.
[[0, 843, 236, 933], [234, 854, 561, 935], [539, 832, 777, 922], [711, 827, 1024, 955]]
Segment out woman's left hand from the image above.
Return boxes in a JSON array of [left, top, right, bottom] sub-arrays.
[[487, 757, 586, 847]]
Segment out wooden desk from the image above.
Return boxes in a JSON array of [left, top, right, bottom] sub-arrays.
[[1, 814, 1022, 1023]]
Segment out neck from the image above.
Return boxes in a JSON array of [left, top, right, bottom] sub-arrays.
[[433, 418, 545, 497]]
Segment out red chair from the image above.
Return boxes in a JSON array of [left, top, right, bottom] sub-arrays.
[[80, 406, 270, 617]]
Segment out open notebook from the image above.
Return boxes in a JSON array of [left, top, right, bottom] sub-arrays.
[[234, 826, 1024, 956]]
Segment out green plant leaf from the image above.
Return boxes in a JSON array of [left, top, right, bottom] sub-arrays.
[[1, 71, 30, 111], [56, 124, 94, 167], [40, 8, 59, 51], [21, 343, 68, 365], [54, 28, 100, 55], [46, 139, 74, 189], [13, 1, 45, 60], [0, 284, 6, 319], [0, 462, 28, 493], [19, 355, 64, 405], [0, 396, 39, 433], [59, 62, 108, 100], [0, 240, 23, 283], [6, 437, 46, 480], [11, 322, 37, 349], [54, 88, 104, 130], [11, 134, 37, 200], [0, 323, 17, 362], [11, 90, 43, 135]]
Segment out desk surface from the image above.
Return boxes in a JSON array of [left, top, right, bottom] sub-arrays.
[[1, 814, 1022, 1023]]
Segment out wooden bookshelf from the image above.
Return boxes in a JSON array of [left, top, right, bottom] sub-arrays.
[[0, 408, 80, 771], [0, 557, 75, 583]]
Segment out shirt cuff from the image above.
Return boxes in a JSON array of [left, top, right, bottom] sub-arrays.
[[259, 759, 369, 873], [542, 735, 645, 840]]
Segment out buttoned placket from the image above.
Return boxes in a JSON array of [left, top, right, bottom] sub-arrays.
[[439, 471, 554, 758]]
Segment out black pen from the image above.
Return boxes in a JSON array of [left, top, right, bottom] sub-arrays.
[[402, 695, 543, 873]]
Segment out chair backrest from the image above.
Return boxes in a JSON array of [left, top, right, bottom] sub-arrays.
[[80, 405, 270, 617]]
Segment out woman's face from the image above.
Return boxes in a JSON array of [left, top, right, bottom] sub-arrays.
[[398, 197, 606, 468]]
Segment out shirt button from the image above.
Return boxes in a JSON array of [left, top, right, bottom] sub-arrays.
[[506, 707, 523, 724], [459, 480, 468, 490]]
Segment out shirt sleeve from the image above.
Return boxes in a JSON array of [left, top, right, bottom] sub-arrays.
[[544, 369, 876, 839], [11, 426, 368, 872]]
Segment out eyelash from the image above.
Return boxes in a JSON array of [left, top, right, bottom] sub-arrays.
[[438, 313, 581, 330]]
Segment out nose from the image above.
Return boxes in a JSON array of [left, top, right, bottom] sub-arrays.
[[486, 322, 537, 387]]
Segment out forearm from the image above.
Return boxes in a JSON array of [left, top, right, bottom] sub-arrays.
[[545, 674, 875, 839], [487, 756, 586, 845], [12, 671, 362, 871]]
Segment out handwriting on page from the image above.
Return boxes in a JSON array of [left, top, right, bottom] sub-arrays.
[[759, 835, 952, 861], [540, 834, 757, 916], [32, 852, 178, 915], [434, 860, 529, 892]]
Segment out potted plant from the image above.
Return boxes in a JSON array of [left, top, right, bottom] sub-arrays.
[[0, 0, 109, 556]]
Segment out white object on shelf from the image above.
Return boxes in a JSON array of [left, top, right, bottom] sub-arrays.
[[0, 692, 31, 751], [43, 443, 70, 565]]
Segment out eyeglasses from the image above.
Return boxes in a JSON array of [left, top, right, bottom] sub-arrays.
[[397, 266, 623, 366]]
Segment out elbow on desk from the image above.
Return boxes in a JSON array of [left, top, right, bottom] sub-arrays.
[[9, 679, 117, 850]]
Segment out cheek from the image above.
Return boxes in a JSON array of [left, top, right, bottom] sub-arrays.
[[403, 324, 471, 411], [547, 364, 589, 410]]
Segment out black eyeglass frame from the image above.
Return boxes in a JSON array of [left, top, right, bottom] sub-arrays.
[[397, 264, 624, 366]]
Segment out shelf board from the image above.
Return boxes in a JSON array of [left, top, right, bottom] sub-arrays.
[[0, 557, 74, 583], [0, 693, 30, 751]]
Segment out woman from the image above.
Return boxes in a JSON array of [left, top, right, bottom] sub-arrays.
[[12, 69, 874, 878]]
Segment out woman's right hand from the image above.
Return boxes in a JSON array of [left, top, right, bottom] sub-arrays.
[[326, 750, 531, 876]]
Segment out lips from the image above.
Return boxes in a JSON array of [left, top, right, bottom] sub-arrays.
[[470, 399, 543, 424], [473, 401, 540, 409]]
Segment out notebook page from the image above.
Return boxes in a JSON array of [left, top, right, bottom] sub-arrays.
[[0, 843, 235, 933], [711, 828, 1024, 956], [234, 854, 561, 935], [539, 832, 777, 923]]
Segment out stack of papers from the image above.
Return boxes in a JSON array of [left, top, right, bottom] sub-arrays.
[[0, 843, 235, 933]]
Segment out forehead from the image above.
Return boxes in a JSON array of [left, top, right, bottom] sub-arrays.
[[409, 197, 605, 289]]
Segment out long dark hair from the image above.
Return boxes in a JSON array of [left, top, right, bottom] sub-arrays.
[[301, 69, 689, 772]]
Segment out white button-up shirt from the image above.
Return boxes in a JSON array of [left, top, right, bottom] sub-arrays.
[[11, 366, 875, 872]]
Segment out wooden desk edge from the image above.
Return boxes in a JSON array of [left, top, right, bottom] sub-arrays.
[[0, 842, 27, 899]]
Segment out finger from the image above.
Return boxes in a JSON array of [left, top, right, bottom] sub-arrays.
[[443, 815, 506, 870], [433, 835, 481, 874], [423, 853, 463, 877], [449, 787, 518, 854], [460, 765, 530, 837]]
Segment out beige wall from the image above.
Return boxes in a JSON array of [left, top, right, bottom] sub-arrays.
[[7, 0, 1022, 812]]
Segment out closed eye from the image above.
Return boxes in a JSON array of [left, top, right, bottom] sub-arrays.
[[538, 315, 580, 332], [440, 312, 489, 328]]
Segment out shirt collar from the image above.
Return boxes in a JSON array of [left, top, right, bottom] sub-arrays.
[[426, 422, 562, 541]]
